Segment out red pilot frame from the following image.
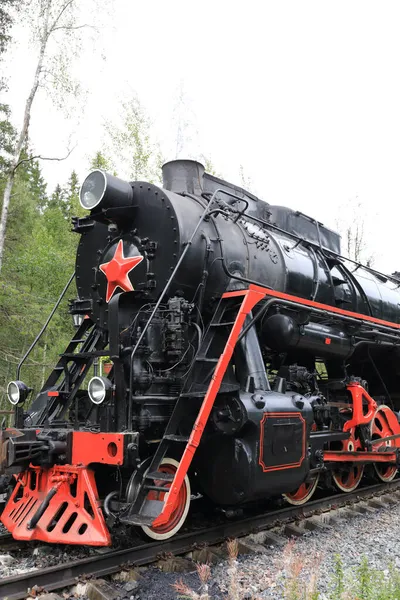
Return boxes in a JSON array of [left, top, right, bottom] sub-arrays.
[[0, 432, 124, 545]]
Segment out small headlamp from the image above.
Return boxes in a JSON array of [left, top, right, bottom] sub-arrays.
[[7, 380, 30, 405], [88, 376, 112, 405]]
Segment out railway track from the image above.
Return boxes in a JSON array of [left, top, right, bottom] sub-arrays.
[[1, 479, 400, 600]]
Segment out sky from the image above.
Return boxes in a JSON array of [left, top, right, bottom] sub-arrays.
[[3, 0, 400, 273]]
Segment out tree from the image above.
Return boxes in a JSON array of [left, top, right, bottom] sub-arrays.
[[47, 183, 65, 211], [335, 196, 374, 266], [0, 1, 17, 176], [0, 105, 15, 176], [105, 93, 164, 183], [0, 0, 17, 58], [27, 159, 48, 210], [0, 0, 100, 272], [199, 155, 221, 178], [90, 150, 113, 172], [63, 170, 85, 219], [239, 164, 253, 192], [0, 163, 82, 405]]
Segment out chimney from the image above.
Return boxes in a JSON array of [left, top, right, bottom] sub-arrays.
[[162, 159, 205, 196]]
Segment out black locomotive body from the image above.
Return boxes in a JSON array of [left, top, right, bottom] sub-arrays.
[[1, 159, 400, 545]]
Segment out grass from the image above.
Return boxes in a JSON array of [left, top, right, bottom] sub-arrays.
[[171, 539, 400, 600]]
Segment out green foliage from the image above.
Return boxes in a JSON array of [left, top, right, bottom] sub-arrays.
[[0, 104, 16, 175], [0, 156, 80, 410], [199, 155, 221, 178], [90, 150, 113, 172], [329, 554, 344, 599], [105, 93, 164, 183], [0, 0, 16, 56]]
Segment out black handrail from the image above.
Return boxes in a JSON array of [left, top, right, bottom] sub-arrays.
[[16, 272, 75, 380]]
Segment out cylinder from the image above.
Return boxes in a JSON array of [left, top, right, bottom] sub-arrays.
[[261, 314, 353, 359]]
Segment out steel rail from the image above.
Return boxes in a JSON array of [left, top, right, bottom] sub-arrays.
[[1, 479, 400, 600]]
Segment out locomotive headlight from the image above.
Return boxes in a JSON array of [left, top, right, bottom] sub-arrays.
[[79, 170, 106, 209], [79, 170, 133, 212], [7, 380, 30, 405], [88, 376, 112, 405]]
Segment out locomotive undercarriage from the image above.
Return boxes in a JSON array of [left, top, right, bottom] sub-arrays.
[[2, 285, 400, 545]]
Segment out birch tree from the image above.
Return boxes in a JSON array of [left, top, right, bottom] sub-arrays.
[[105, 94, 164, 184], [0, 0, 99, 272], [335, 196, 374, 266]]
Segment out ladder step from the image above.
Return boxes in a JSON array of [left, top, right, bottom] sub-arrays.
[[145, 471, 174, 482], [210, 321, 235, 327], [144, 484, 169, 492], [71, 338, 87, 343], [164, 434, 189, 442], [61, 352, 92, 359], [120, 513, 154, 526], [195, 357, 218, 363]]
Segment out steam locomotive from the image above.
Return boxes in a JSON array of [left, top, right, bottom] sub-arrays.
[[1, 159, 400, 545]]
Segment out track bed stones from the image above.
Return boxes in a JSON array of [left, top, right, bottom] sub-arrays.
[[112, 567, 142, 583], [87, 579, 122, 600], [237, 537, 268, 554], [190, 545, 226, 564], [367, 498, 387, 509], [304, 516, 332, 531], [2, 482, 400, 600], [156, 555, 193, 573], [350, 503, 376, 514], [283, 522, 306, 538], [250, 530, 287, 548], [70, 582, 89, 597], [0, 552, 15, 565], [27, 594, 64, 600]]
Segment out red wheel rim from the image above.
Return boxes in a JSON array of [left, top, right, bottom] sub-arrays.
[[332, 429, 364, 492], [371, 407, 398, 482], [332, 464, 364, 491], [145, 461, 189, 537], [283, 475, 319, 505]]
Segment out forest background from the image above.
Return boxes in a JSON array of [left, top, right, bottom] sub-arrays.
[[0, 0, 373, 411]]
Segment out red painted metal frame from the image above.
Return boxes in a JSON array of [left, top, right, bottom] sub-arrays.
[[323, 451, 397, 463], [152, 286, 266, 528], [1, 465, 111, 545], [323, 382, 400, 463], [248, 284, 400, 330], [71, 431, 124, 466], [375, 405, 400, 446], [259, 412, 306, 472], [343, 382, 377, 431]]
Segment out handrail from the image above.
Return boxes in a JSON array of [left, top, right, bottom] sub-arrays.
[[16, 272, 76, 380]]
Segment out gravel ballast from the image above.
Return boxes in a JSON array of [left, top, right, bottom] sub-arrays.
[[4, 498, 400, 599], [134, 500, 400, 599]]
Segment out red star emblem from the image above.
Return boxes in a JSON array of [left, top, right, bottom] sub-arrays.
[[99, 240, 144, 302]]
